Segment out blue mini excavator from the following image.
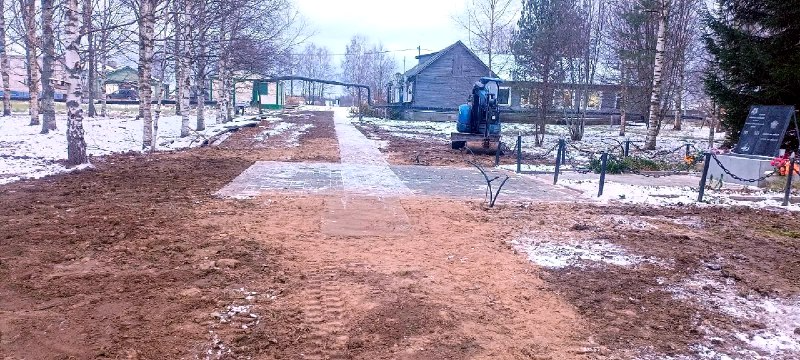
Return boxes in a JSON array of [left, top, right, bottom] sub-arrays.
[[451, 77, 503, 153]]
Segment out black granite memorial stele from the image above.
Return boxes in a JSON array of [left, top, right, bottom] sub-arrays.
[[734, 105, 796, 157]]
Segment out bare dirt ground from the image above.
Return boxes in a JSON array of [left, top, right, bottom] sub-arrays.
[[1, 110, 799, 359], [355, 122, 521, 168]]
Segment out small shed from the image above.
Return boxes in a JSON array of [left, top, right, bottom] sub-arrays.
[[103, 66, 168, 97], [104, 66, 138, 94], [229, 76, 285, 110], [250, 81, 284, 110]]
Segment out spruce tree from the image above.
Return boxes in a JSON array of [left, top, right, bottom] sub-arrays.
[[704, 0, 800, 146]]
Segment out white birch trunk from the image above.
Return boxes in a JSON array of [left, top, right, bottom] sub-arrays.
[[173, 0, 182, 116], [179, 0, 192, 137], [152, 77, 166, 152], [40, 0, 57, 134], [194, 0, 207, 131], [99, 0, 108, 117], [138, 0, 155, 149], [216, 63, 227, 124], [85, 0, 96, 117], [64, 0, 87, 166], [100, 51, 108, 117], [0, 0, 11, 116], [644, 2, 668, 150], [21, 0, 40, 126], [180, 67, 191, 137]]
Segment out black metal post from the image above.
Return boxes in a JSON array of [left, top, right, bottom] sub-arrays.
[[685, 143, 691, 158], [560, 139, 566, 164], [554, 140, 563, 185], [783, 154, 796, 206], [357, 88, 363, 121], [697, 152, 712, 202], [516, 134, 522, 173], [624, 139, 630, 157], [598, 151, 608, 197]]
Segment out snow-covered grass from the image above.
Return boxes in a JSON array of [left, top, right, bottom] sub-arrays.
[[0, 112, 259, 184], [358, 116, 723, 165], [666, 273, 800, 359], [512, 237, 659, 269], [559, 178, 800, 211]]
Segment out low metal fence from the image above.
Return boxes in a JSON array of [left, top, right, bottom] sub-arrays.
[[502, 134, 797, 206]]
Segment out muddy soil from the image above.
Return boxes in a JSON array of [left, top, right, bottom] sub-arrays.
[[355, 123, 523, 168], [1, 109, 799, 359]]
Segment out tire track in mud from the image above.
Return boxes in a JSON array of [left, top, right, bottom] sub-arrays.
[[301, 264, 348, 360]]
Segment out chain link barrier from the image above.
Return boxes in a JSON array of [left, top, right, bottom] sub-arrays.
[[510, 136, 709, 177], [630, 143, 688, 160], [710, 153, 778, 183]]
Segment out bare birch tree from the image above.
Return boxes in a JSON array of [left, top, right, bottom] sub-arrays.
[[452, 0, 517, 74], [40, 0, 57, 133], [666, 0, 701, 131], [65, 0, 87, 165], [84, 0, 97, 117], [178, 0, 192, 136], [0, 0, 11, 116], [138, 0, 156, 149], [189, 0, 208, 131], [644, 0, 670, 150], [96, 0, 131, 117], [19, 0, 40, 126]]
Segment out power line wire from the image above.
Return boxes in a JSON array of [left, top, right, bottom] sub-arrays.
[[290, 48, 436, 57]]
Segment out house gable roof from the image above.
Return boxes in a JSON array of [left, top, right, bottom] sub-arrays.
[[106, 66, 138, 84], [404, 41, 499, 79]]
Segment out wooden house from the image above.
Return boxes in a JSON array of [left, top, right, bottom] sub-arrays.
[[390, 41, 498, 120]]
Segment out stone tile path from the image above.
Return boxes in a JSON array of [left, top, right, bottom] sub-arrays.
[[216, 108, 577, 204]]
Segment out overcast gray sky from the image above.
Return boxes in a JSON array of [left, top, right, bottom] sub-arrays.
[[294, 0, 471, 72]]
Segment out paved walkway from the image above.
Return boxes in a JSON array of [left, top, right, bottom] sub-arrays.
[[333, 110, 412, 197], [216, 108, 577, 205]]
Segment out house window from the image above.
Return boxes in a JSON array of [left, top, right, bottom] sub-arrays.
[[556, 90, 573, 109], [587, 91, 601, 109], [522, 89, 540, 109], [404, 81, 413, 103], [497, 87, 511, 106]]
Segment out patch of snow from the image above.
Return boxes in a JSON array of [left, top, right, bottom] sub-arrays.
[[0, 113, 259, 185], [511, 237, 657, 269], [254, 122, 313, 147], [668, 274, 800, 359], [605, 215, 657, 230], [561, 179, 800, 211], [498, 164, 556, 173]]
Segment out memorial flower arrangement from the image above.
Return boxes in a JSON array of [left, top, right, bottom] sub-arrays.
[[770, 153, 798, 176]]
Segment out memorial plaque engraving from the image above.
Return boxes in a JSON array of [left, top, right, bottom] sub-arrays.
[[734, 105, 795, 157]]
